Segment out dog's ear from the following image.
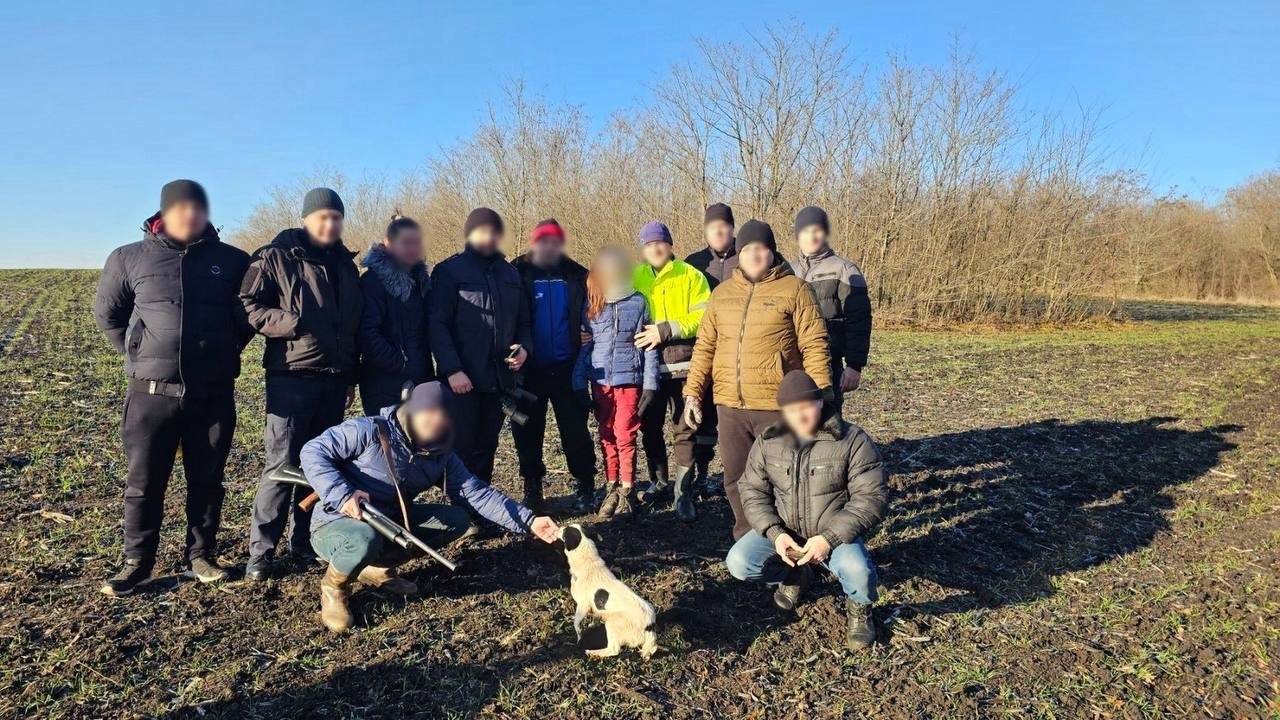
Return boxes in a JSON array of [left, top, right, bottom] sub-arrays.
[[562, 526, 582, 551]]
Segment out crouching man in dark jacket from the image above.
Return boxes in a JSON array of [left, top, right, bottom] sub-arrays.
[[726, 370, 888, 650], [93, 180, 251, 596], [240, 188, 363, 580], [300, 381, 560, 633]]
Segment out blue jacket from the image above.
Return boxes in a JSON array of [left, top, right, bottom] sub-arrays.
[[572, 292, 659, 391], [300, 406, 535, 533]]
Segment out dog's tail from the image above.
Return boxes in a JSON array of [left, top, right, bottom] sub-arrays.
[[640, 623, 659, 660]]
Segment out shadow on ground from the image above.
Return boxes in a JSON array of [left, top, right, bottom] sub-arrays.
[[875, 416, 1240, 615]]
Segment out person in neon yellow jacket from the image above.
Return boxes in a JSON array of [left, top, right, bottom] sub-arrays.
[[632, 221, 714, 522]]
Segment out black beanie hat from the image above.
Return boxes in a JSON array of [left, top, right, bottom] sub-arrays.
[[735, 219, 777, 254], [464, 207, 504, 237], [302, 188, 344, 218], [704, 202, 735, 226], [160, 179, 208, 212], [777, 370, 822, 406], [793, 206, 829, 234]]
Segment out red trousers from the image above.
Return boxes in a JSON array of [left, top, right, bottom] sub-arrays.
[[592, 384, 642, 487]]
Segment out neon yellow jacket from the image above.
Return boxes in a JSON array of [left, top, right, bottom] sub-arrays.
[[634, 259, 711, 375]]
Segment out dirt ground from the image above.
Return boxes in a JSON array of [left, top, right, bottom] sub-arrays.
[[0, 271, 1277, 719]]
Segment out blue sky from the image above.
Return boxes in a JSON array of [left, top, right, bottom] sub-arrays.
[[1, 0, 1277, 268]]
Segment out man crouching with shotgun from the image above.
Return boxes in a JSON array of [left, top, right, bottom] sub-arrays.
[[299, 381, 560, 632]]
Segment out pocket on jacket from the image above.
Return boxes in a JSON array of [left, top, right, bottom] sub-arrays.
[[126, 318, 145, 359]]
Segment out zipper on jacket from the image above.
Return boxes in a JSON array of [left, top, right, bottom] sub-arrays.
[[176, 248, 187, 395], [735, 283, 756, 406]]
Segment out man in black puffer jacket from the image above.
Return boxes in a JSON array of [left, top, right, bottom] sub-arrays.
[[94, 180, 252, 596], [239, 187, 363, 579], [727, 370, 888, 650], [791, 206, 872, 413], [429, 208, 531, 488], [358, 215, 434, 416]]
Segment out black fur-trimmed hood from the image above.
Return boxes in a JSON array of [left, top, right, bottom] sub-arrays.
[[362, 244, 428, 302]]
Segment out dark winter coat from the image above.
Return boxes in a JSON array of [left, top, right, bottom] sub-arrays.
[[428, 246, 532, 392], [511, 252, 588, 369], [739, 414, 888, 548], [358, 245, 433, 406], [572, 292, 660, 391], [685, 245, 737, 289], [93, 214, 252, 396], [300, 405, 535, 533], [239, 228, 362, 376], [792, 246, 872, 371]]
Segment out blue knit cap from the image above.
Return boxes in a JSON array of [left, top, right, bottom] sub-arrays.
[[638, 221, 673, 245]]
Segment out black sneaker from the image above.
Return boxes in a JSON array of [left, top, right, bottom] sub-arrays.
[[101, 558, 153, 597], [846, 599, 877, 649], [244, 554, 271, 582], [773, 565, 813, 611], [186, 556, 229, 583]]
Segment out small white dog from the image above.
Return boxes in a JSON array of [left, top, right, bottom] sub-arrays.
[[560, 524, 658, 659]]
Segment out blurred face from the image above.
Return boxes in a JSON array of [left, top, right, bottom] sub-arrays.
[[738, 243, 773, 279], [797, 225, 828, 256], [593, 247, 634, 292], [704, 220, 734, 253], [530, 236, 565, 267], [641, 241, 674, 268], [408, 407, 449, 445], [467, 225, 502, 255], [781, 399, 823, 437], [303, 210, 344, 246], [160, 201, 208, 243], [385, 226, 424, 268]]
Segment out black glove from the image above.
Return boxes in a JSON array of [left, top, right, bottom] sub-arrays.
[[576, 389, 595, 412], [637, 389, 656, 417], [821, 387, 837, 406]]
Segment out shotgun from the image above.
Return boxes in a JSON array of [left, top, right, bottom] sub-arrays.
[[269, 464, 458, 572]]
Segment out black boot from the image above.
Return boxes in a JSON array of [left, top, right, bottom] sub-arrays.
[[245, 554, 271, 582], [638, 463, 670, 506], [101, 557, 153, 597], [773, 565, 813, 611], [570, 478, 596, 515], [846, 599, 877, 649], [522, 477, 545, 514], [672, 465, 697, 522]]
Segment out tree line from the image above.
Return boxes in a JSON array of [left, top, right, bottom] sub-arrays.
[[231, 24, 1280, 324]]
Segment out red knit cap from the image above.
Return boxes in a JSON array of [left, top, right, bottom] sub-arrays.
[[530, 218, 566, 245]]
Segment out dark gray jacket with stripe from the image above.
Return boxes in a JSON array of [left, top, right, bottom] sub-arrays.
[[739, 414, 888, 548], [791, 245, 872, 372]]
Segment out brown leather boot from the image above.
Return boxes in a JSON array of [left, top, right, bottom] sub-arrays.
[[319, 565, 354, 633], [357, 565, 418, 595]]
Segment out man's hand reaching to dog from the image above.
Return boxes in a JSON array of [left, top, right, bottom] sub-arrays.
[[529, 516, 559, 544]]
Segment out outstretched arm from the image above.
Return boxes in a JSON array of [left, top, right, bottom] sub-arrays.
[[442, 453, 535, 533]]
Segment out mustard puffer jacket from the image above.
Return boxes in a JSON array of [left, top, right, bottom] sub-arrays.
[[685, 264, 832, 410]]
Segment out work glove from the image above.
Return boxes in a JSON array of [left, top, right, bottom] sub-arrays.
[[637, 389, 656, 417], [681, 397, 703, 430]]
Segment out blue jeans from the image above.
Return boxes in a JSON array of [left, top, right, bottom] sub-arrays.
[[311, 503, 470, 576], [725, 530, 879, 605]]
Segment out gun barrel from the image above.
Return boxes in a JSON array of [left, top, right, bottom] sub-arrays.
[[359, 502, 458, 572]]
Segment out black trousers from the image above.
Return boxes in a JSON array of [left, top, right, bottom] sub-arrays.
[[121, 389, 236, 562], [717, 405, 781, 540], [640, 376, 717, 477], [510, 363, 596, 489], [450, 390, 506, 484], [249, 373, 348, 559]]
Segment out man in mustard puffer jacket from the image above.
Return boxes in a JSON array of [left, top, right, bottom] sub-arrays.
[[633, 221, 714, 522], [683, 219, 833, 539]]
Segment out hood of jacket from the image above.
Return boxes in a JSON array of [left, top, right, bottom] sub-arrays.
[[362, 244, 428, 301]]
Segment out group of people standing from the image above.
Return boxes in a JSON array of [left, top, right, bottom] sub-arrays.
[[93, 179, 888, 649]]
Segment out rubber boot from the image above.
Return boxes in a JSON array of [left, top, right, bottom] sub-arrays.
[[638, 462, 671, 506], [846, 599, 877, 649], [319, 565, 354, 633], [357, 565, 418, 595], [673, 465, 697, 522]]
